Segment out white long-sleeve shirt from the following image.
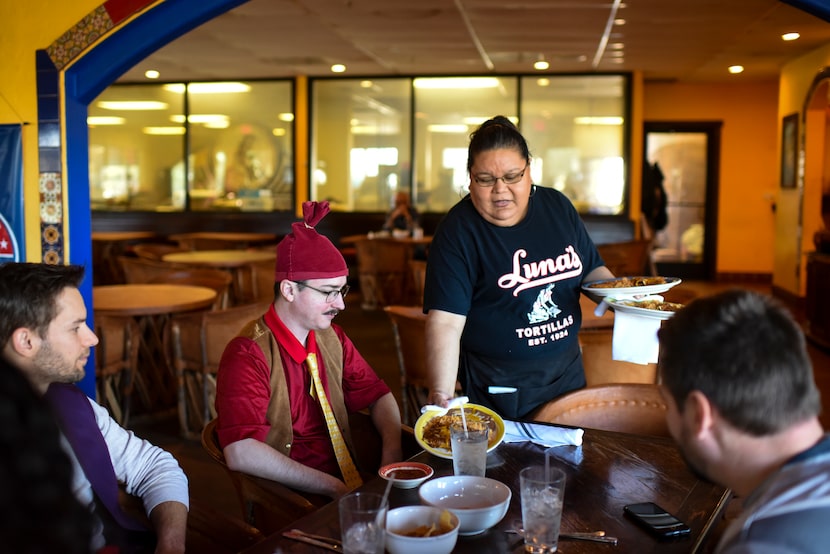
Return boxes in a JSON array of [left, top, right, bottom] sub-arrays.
[[63, 398, 189, 550]]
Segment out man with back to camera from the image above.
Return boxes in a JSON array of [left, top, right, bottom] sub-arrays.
[[657, 289, 830, 553], [0, 262, 189, 554], [215, 200, 402, 500]]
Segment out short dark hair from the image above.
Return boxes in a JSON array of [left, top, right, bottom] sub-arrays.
[[0, 263, 85, 347], [658, 289, 821, 435], [467, 115, 531, 172]]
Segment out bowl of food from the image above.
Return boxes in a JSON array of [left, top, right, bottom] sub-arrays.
[[415, 403, 505, 459], [385, 506, 459, 554], [378, 462, 434, 489], [418, 475, 512, 535]]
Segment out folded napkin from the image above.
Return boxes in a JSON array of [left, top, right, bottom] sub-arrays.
[[503, 420, 583, 447], [612, 310, 660, 364]]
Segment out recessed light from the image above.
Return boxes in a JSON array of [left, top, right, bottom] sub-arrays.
[[413, 77, 500, 89], [610, 43, 625, 50], [534, 60, 550, 71], [331, 64, 346, 73], [782, 32, 800, 41], [87, 116, 125, 125], [614, 18, 626, 25], [537, 78, 551, 87], [97, 101, 168, 110], [278, 113, 295, 122], [142, 126, 186, 135], [144, 70, 160, 79], [163, 82, 251, 94], [728, 65, 744, 74]]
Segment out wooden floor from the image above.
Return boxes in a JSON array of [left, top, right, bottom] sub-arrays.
[[129, 281, 830, 552]]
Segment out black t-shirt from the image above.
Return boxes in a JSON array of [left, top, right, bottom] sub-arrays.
[[424, 187, 604, 418]]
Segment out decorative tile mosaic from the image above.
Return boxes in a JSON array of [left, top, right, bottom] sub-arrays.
[[47, 6, 114, 70], [39, 173, 63, 265]]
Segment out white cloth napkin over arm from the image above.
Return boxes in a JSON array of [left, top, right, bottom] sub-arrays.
[[612, 310, 661, 364], [503, 420, 583, 447]]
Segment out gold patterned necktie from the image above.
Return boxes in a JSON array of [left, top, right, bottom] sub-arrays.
[[305, 352, 363, 489]]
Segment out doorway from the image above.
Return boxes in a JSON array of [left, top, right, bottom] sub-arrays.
[[643, 122, 721, 280]]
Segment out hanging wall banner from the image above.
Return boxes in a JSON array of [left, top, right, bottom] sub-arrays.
[[0, 125, 24, 263]]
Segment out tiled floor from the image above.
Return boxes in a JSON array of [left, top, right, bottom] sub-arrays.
[[130, 281, 830, 552]]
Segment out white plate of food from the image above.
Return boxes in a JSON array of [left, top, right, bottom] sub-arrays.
[[603, 296, 684, 320], [414, 403, 505, 460], [582, 276, 681, 297]]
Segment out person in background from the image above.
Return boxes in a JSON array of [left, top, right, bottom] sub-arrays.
[[0, 355, 93, 554], [382, 190, 419, 233], [658, 289, 830, 553], [215, 201, 403, 500], [423, 115, 614, 420], [0, 262, 189, 554]]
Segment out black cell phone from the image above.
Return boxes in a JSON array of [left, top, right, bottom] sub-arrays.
[[623, 502, 691, 539]]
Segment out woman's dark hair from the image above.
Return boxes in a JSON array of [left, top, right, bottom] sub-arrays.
[[467, 115, 531, 172], [0, 357, 93, 552]]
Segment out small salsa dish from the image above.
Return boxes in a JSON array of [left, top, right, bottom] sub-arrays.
[[379, 462, 434, 489]]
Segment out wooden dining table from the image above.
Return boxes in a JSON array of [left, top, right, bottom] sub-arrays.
[[91, 230, 158, 285], [93, 284, 218, 415], [241, 425, 731, 554], [168, 231, 277, 251], [161, 249, 276, 304]]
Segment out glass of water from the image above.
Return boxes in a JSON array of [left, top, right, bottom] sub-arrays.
[[520, 466, 566, 553], [339, 492, 387, 554], [450, 422, 489, 476]]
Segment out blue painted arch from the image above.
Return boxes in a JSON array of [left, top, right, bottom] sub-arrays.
[[63, 0, 247, 396]]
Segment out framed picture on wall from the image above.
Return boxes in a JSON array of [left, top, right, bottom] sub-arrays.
[[780, 113, 798, 189]]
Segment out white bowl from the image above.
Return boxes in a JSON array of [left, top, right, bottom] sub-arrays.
[[418, 475, 512, 536], [378, 462, 434, 489], [385, 506, 459, 554]]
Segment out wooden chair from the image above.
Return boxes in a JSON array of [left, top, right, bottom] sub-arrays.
[[200, 418, 325, 535], [94, 314, 141, 426], [578, 328, 658, 386], [118, 255, 183, 284], [383, 305, 429, 426], [597, 239, 654, 276], [151, 268, 234, 310], [408, 259, 427, 307], [530, 383, 669, 437], [132, 242, 186, 261], [169, 302, 270, 438], [235, 259, 276, 305], [354, 238, 412, 309]]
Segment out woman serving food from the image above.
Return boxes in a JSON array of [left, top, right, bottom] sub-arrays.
[[423, 116, 614, 420]]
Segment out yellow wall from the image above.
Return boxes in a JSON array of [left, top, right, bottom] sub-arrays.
[[779, 43, 830, 296], [643, 81, 780, 276], [0, 1, 100, 259]]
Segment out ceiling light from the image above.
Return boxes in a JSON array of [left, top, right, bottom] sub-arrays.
[[144, 70, 160, 79], [574, 116, 624, 125], [609, 43, 624, 50], [203, 120, 230, 129], [413, 77, 500, 89], [331, 64, 346, 73], [428, 124, 469, 133], [272, 128, 286, 137], [142, 126, 186, 135], [163, 82, 251, 94], [728, 65, 744, 74], [614, 18, 626, 25], [534, 60, 550, 71], [278, 113, 295, 122], [360, 80, 373, 88], [537, 78, 551, 87], [97, 101, 168, 110], [87, 116, 125, 125], [170, 114, 229, 124], [782, 32, 800, 41]]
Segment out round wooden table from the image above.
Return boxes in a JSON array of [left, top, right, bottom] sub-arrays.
[[168, 232, 277, 251], [91, 231, 158, 285], [93, 284, 218, 414]]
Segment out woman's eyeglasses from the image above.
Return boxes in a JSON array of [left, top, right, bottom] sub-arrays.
[[295, 282, 350, 303], [473, 163, 529, 187]]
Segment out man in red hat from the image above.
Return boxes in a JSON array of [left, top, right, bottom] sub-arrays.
[[215, 201, 403, 500]]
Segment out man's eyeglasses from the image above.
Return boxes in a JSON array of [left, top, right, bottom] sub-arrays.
[[473, 163, 529, 187], [294, 282, 350, 303]]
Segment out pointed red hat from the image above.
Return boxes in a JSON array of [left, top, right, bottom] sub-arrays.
[[274, 201, 348, 282]]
